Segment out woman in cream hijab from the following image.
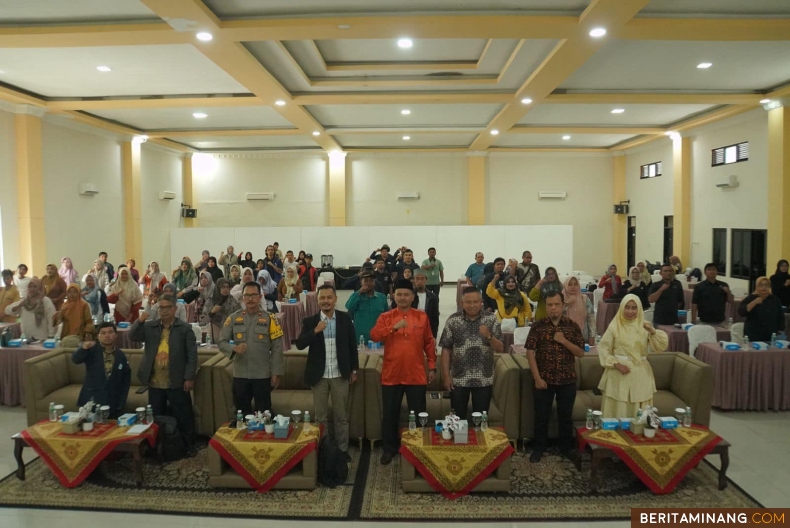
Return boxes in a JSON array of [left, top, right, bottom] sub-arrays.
[[277, 265, 303, 300], [636, 261, 652, 286], [597, 294, 668, 419], [105, 267, 143, 322], [231, 267, 255, 300]]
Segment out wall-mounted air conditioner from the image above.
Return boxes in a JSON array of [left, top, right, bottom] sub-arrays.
[[715, 175, 739, 189], [397, 191, 420, 200], [159, 191, 176, 200], [247, 192, 275, 201], [538, 191, 567, 199], [78, 183, 99, 196]]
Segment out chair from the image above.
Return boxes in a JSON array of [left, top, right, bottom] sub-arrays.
[[730, 322, 745, 344], [319, 272, 334, 281], [643, 309, 654, 324], [513, 327, 530, 350], [688, 325, 717, 357], [593, 287, 605, 312]]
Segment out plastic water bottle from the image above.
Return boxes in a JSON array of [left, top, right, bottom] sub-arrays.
[[770, 333, 778, 348], [55, 336, 61, 349], [481, 411, 489, 431], [48, 402, 57, 422], [145, 405, 154, 424], [408, 410, 416, 431], [683, 406, 692, 427], [358, 335, 365, 352], [236, 409, 244, 429], [743, 335, 750, 350], [304, 411, 310, 424], [205, 335, 212, 347], [21, 333, 27, 346], [585, 409, 594, 430]]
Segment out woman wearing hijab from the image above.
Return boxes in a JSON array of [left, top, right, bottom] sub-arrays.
[[205, 256, 224, 284], [143, 261, 168, 296], [597, 264, 622, 300], [171, 259, 198, 296], [529, 266, 563, 321], [257, 270, 279, 312], [126, 258, 140, 283], [5, 278, 56, 341], [769, 259, 790, 307], [85, 259, 110, 290], [228, 265, 242, 287], [59, 257, 80, 287], [194, 270, 216, 321], [277, 265, 303, 301], [486, 274, 532, 327], [563, 275, 596, 345], [254, 259, 266, 280], [81, 274, 109, 319], [54, 284, 96, 348], [106, 268, 143, 323], [42, 263, 68, 310], [620, 266, 651, 309], [739, 276, 785, 343], [597, 294, 668, 419], [636, 261, 652, 287], [239, 252, 256, 271], [231, 267, 255, 301], [201, 278, 241, 342]]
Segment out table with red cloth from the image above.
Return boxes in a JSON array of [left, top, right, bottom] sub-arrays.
[[0, 322, 22, 340], [0, 344, 49, 406], [399, 426, 513, 499], [116, 326, 141, 349], [657, 325, 730, 354], [278, 302, 304, 345], [305, 292, 319, 318], [577, 425, 724, 494], [275, 313, 291, 351], [18, 421, 157, 487], [695, 343, 790, 411], [596, 300, 620, 336], [209, 422, 320, 492], [502, 332, 514, 352]]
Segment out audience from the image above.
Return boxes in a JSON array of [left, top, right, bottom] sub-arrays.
[[257, 270, 279, 312], [529, 266, 563, 321], [691, 263, 733, 326], [273, 242, 284, 260], [597, 264, 622, 300], [263, 245, 284, 284], [517, 251, 541, 294], [669, 255, 683, 275], [464, 252, 486, 288], [412, 270, 440, 337], [59, 257, 80, 287], [769, 259, 790, 308], [126, 258, 140, 283], [480, 257, 508, 312], [278, 265, 303, 300], [283, 250, 298, 271], [98, 251, 115, 281], [72, 322, 131, 419], [201, 278, 240, 344], [146, 284, 187, 323], [254, 259, 266, 279], [369, 245, 397, 274], [172, 259, 198, 296], [440, 286, 503, 421], [106, 267, 143, 323], [14, 264, 32, 298], [143, 261, 168, 296], [299, 253, 318, 292], [6, 277, 56, 340], [487, 274, 532, 327], [42, 263, 68, 310], [401, 266, 414, 282], [648, 264, 684, 326], [297, 250, 307, 268], [345, 270, 388, 342], [239, 252, 255, 271], [54, 283, 95, 348], [82, 274, 109, 319], [597, 295, 667, 419], [219, 246, 238, 278], [562, 276, 596, 345], [205, 256, 223, 284], [373, 258, 393, 295], [420, 247, 444, 297], [0, 269, 21, 323], [194, 270, 215, 322], [739, 276, 785, 343], [196, 249, 210, 272], [620, 266, 651, 309], [228, 265, 241, 287], [231, 267, 254, 300], [86, 259, 110, 290]]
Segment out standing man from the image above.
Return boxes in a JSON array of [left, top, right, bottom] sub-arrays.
[[219, 245, 239, 279], [345, 270, 388, 342], [283, 250, 298, 270], [373, 258, 393, 295], [439, 287, 503, 421], [295, 284, 358, 460], [524, 290, 584, 463], [218, 281, 284, 416], [421, 247, 444, 297], [0, 269, 20, 322], [393, 249, 420, 281], [648, 264, 685, 326], [369, 245, 396, 275], [98, 252, 115, 282], [132, 294, 197, 457], [517, 251, 541, 294], [14, 264, 32, 299], [371, 279, 437, 465], [72, 322, 131, 418], [464, 252, 486, 289], [299, 253, 318, 292], [691, 263, 734, 326], [413, 270, 440, 337]]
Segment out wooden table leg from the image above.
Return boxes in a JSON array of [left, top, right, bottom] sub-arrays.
[[132, 444, 144, 486], [14, 437, 26, 481], [589, 451, 602, 493], [718, 447, 730, 490]]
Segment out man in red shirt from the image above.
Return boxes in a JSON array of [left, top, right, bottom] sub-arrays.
[[298, 253, 318, 292], [371, 279, 437, 465]]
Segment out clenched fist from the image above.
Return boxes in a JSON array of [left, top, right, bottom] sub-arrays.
[[315, 320, 327, 334], [394, 318, 408, 330]]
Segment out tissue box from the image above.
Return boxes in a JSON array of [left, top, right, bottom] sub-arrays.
[[681, 323, 695, 331], [584, 344, 591, 352], [453, 420, 469, 444], [620, 418, 633, 430], [776, 340, 790, 349], [43, 339, 57, 349], [61, 421, 82, 434], [288, 298, 298, 304], [659, 417, 678, 429], [274, 418, 290, 439], [750, 341, 770, 350], [7, 339, 21, 348], [601, 418, 620, 430], [117, 322, 130, 329], [117, 413, 137, 427], [677, 310, 688, 316]]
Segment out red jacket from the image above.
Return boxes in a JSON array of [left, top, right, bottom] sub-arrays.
[[299, 265, 317, 291], [370, 308, 436, 386]]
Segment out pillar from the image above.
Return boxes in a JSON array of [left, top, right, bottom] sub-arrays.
[[768, 105, 790, 266], [182, 154, 196, 227], [328, 151, 347, 226], [15, 111, 46, 275], [672, 135, 692, 266], [121, 139, 143, 267], [612, 153, 627, 271], [468, 153, 487, 225]]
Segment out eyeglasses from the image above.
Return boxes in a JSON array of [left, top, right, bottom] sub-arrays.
[[158, 305, 175, 310], [242, 294, 261, 299]]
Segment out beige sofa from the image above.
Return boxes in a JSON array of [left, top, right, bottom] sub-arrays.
[[212, 350, 368, 444], [512, 352, 713, 444], [363, 352, 521, 444], [23, 348, 219, 436]]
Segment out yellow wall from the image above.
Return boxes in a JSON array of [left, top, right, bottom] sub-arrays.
[[121, 140, 143, 267], [672, 136, 691, 265], [468, 155, 486, 225], [768, 106, 790, 267], [15, 113, 45, 275], [612, 154, 627, 271]]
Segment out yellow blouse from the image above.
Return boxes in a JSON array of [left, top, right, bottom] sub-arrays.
[[597, 323, 668, 404], [486, 283, 532, 327]]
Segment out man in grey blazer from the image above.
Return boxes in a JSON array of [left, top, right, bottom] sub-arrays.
[[132, 293, 198, 456]]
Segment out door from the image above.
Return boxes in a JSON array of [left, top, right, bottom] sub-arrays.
[[627, 216, 636, 270], [663, 216, 674, 264]]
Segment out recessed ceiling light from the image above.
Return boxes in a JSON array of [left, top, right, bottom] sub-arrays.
[[401, 109, 411, 115], [96, 66, 111, 72], [312, 131, 320, 136], [275, 100, 286, 106], [611, 108, 625, 114], [589, 28, 607, 38], [490, 130, 499, 135], [192, 112, 208, 119], [562, 135, 571, 140], [397, 38, 413, 49], [337, 24, 351, 29], [196, 32, 213, 41], [403, 136, 410, 140], [521, 98, 533, 105], [697, 62, 712, 69], [760, 98, 771, 104]]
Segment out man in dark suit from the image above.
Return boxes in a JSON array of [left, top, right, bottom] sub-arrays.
[[413, 270, 440, 337], [132, 293, 198, 457], [71, 322, 131, 418], [295, 284, 358, 458]]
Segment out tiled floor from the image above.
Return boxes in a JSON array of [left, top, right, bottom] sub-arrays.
[[1, 285, 787, 527]]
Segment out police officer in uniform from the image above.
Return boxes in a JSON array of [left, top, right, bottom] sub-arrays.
[[218, 280, 284, 416]]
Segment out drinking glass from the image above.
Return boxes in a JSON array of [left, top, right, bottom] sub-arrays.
[[471, 412, 482, 432], [418, 412, 428, 431], [100, 406, 110, 422], [291, 410, 302, 430], [592, 411, 603, 429], [675, 407, 686, 426], [136, 407, 146, 423]]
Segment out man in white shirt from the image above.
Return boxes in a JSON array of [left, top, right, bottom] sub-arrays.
[[413, 270, 440, 337], [14, 264, 32, 299]]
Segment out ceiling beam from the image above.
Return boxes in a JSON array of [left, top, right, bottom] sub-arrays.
[[47, 96, 261, 111], [326, 127, 481, 135], [310, 76, 498, 87], [618, 18, 790, 41], [344, 148, 470, 154], [544, 93, 764, 105], [63, 111, 193, 153], [325, 61, 480, 71], [0, 85, 46, 106], [489, 147, 610, 153], [0, 23, 192, 48], [510, 126, 664, 135], [291, 93, 514, 105], [147, 128, 303, 138]]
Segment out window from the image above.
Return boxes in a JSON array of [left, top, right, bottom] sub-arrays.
[[712, 142, 748, 167], [730, 229, 766, 287], [712, 228, 726, 275], [640, 161, 663, 179], [663, 216, 673, 263]]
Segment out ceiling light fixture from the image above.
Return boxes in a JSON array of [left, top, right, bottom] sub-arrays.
[[562, 135, 571, 140], [760, 98, 771, 104], [589, 28, 607, 38], [696, 62, 712, 69], [491, 130, 499, 135], [401, 109, 411, 115], [403, 136, 410, 140], [397, 38, 413, 49], [275, 100, 286, 106], [312, 131, 320, 136], [521, 98, 533, 105], [611, 108, 625, 114], [192, 112, 208, 119], [196, 32, 213, 41], [96, 66, 112, 72]]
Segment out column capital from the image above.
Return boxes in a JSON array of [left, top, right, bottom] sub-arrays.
[[13, 104, 47, 117]]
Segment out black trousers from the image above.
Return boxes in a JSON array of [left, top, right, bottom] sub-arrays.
[[426, 284, 441, 297], [381, 384, 426, 455], [233, 377, 272, 417], [450, 385, 493, 421], [149, 387, 195, 450], [532, 382, 576, 453]]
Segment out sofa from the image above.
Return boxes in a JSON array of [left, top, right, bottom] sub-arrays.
[[23, 348, 219, 436], [212, 350, 368, 443], [363, 352, 521, 445], [512, 352, 713, 444]]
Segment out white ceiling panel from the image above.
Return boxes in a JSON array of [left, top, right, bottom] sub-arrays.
[[179, 135, 320, 150], [316, 39, 489, 63], [0, 0, 159, 24], [562, 41, 790, 92], [639, 0, 790, 17], [518, 103, 716, 126], [336, 133, 477, 148], [89, 106, 294, 131], [0, 45, 249, 97], [307, 104, 503, 127], [495, 133, 636, 148], [203, 0, 591, 19]]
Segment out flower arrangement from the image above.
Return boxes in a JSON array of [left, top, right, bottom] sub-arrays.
[[443, 413, 463, 432], [258, 410, 273, 425]]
